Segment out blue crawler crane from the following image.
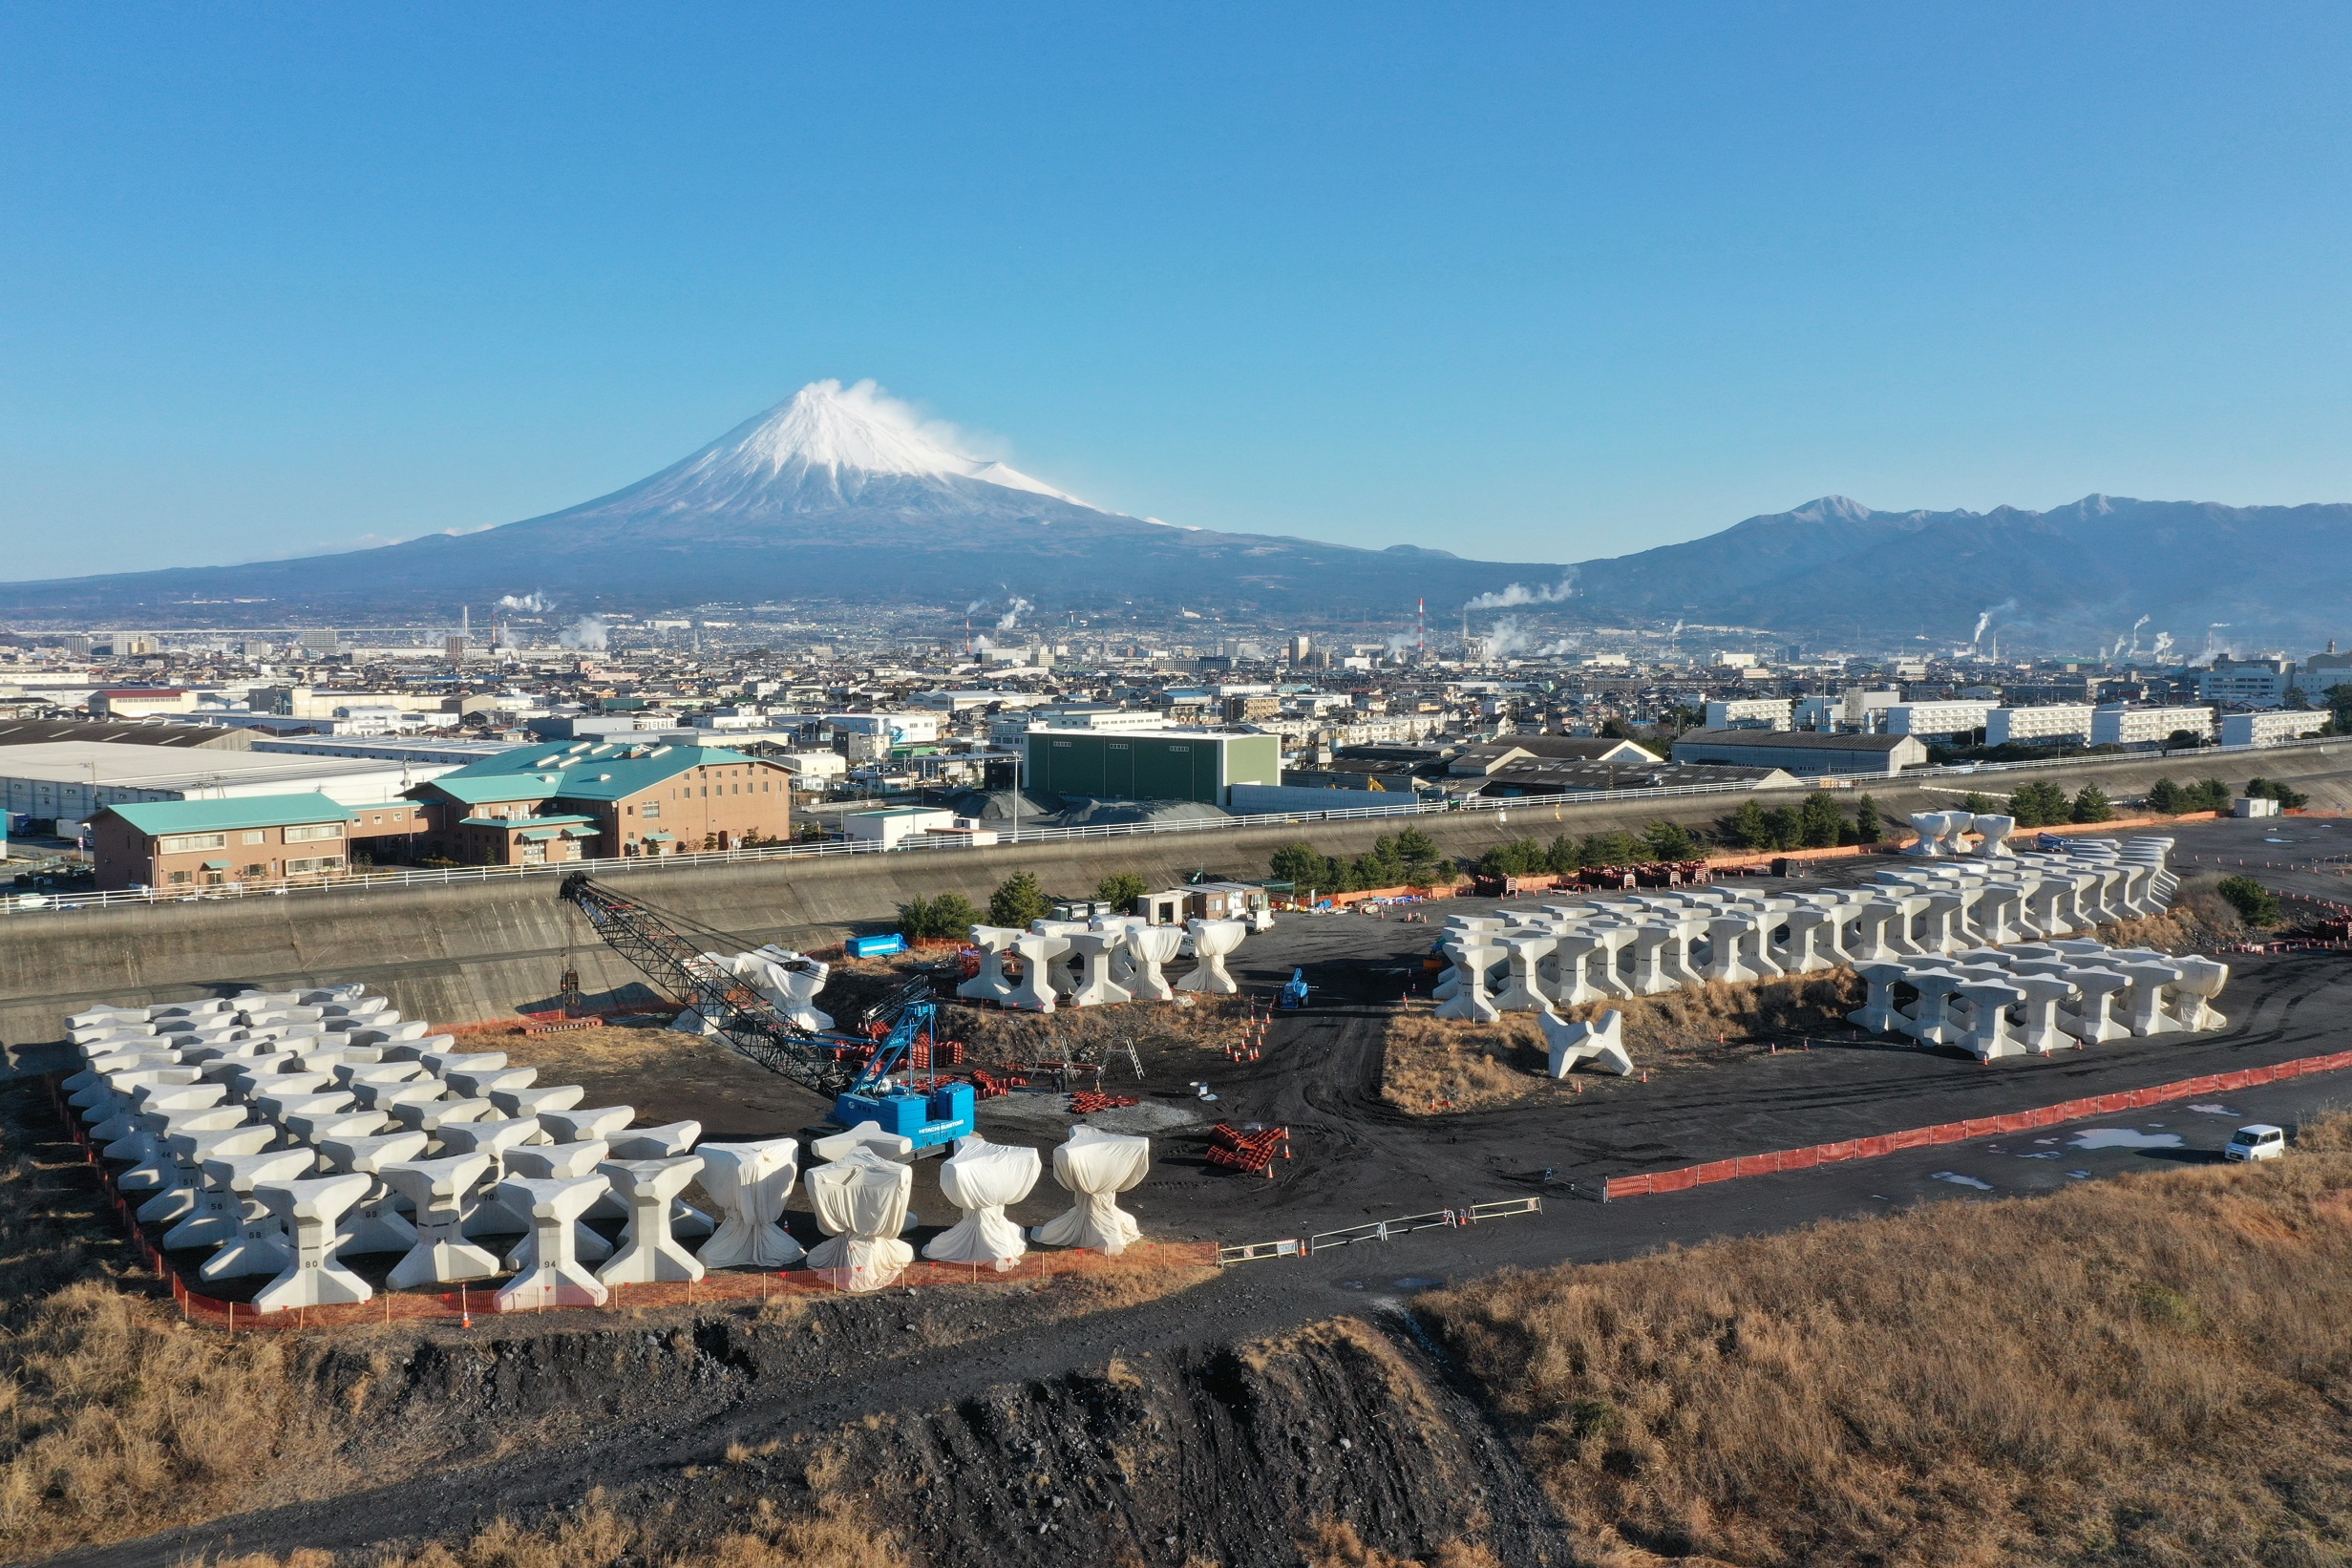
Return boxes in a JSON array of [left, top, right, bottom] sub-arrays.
[[830, 976, 975, 1151]]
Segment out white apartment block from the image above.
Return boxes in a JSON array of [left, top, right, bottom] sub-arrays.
[[1703, 697, 1791, 731], [1886, 700, 1995, 738], [1985, 704, 2096, 747], [2092, 705, 2214, 747], [2220, 710, 2327, 748]]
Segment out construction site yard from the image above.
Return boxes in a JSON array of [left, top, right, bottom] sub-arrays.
[[16, 813, 2352, 1566]]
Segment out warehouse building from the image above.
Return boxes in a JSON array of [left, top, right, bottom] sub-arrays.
[[89, 793, 429, 892], [1669, 729, 1928, 777], [1702, 698, 1792, 731], [407, 738, 791, 864], [0, 741, 453, 831], [1024, 728, 1280, 807]]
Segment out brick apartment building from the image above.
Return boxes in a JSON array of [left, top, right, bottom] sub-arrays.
[[90, 793, 427, 891], [406, 739, 791, 865]]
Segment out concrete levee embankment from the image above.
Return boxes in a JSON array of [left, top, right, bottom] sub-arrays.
[[6, 741, 2347, 1052]]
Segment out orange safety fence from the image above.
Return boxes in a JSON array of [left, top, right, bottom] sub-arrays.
[[49, 1075, 1214, 1333], [1603, 1048, 2352, 1198]]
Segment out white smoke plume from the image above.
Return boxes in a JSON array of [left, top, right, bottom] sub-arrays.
[[560, 616, 609, 651], [1969, 598, 2016, 650], [497, 592, 550, 613], [1483, 617, 1535, 658], [2148, 630, 2174, 659], [1384, 631, 1418, 655], [995, 597, 1031, 632], [1464, 574, 1577, 611]]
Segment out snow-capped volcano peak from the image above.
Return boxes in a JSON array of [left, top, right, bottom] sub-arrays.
[[663, 378, 1085, 505]]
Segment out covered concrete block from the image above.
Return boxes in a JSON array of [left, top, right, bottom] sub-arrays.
[[1176, 919, 1247, 996], [696, 1137, 805, 1269], [925, 1136, 1040, 1270], [805, 1147, 917, 1290], [1033, 1126, 1149, 1257]]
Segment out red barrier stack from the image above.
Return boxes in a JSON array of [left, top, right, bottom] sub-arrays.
[[1205, 1122, 1290, 1176]]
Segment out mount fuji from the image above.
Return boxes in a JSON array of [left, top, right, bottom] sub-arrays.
[[0, 380, 1558, 623]]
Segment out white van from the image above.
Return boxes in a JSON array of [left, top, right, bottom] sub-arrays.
[[2225, 1124, 2286, 1163]]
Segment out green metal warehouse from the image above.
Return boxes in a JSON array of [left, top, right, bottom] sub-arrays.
[[1024, 728, 1281, 806]]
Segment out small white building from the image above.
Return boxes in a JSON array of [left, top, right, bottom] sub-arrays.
[[2092, 705, 2214, 747], [1985, 704, 2096, 747], [2220, 710, 2327, 748], [837, 807, 998, 850]]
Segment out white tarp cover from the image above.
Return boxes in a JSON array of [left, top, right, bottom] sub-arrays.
[[803, 1147, 914, 1291], [696, 1138, 805, 1269], [1034, 1125, 1149, 1256], [923, 1136, 1041, 1269]]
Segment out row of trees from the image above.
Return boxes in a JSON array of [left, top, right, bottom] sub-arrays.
[[1717, 793, 1883, 852], [896, 868, 1177, 942], [2002, 780, 2111, 827], [1268, 828, 1446, 896], [1469, 820, 1706, 880]]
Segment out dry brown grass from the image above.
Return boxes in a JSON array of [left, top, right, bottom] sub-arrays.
[[2103, 874, 2248, 954], [1380, 973, 1864, 1114], [952, 990, 1252, 1067], [1421, 1122, 2352, 1568], [1301, 1518, 1503, 1568], [190, 1486, 908, 1568], [0, 1080, 368, 1561]]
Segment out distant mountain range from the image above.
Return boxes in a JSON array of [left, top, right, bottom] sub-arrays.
[[0, 382, 2341, 651]]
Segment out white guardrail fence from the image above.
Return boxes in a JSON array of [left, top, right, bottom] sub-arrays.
[[7, 734, 2340, 919], [1216, 1197, 1544, 1265]]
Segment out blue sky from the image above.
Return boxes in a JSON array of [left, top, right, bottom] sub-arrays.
[[5, 4, 2351, 577]]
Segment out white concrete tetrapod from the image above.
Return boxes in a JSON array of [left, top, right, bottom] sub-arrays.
[[444, 1066, 537, 1100], [491, 1085, 585, 1119], [150, 1125, 273, 1231], [118, 1106, 247, 1193], [495, 1176, 612, 1310], [1777, 909, 1841, 976], [1543, 931, 1606, 1007], [195, 1149, 316, 1282], [2168, 956, 2230, 1032], [440, 1117, 550, 1239], [1954, 981, 2026, 1061], [316, 1129, 431, 1254], [1004, 932, 1067, 1012], [2120, 962, 2188, 1036], [1176, 919, 1247, 996], [419, 1049, 506, 1077], [380, 1154, 502, 1289], [499, 1141, 615, 1266], [1032, 1126, 1148, 1257], [1540, 1009, 1632, 1077], [805, 1147, 916, 1291], [1121, 924, 1185, 1003], [392, 1096, 498, 1148], [2010, 975, 2077, 1055], [957, 926, 1026, 1005], [1897, 968, 1966, 1047], [695, 1138, 804, 1269], [1848, 963, 1914, 1036], [250, 1174, 375, 1312], [1434, 943, 1502, 1022], [1493, 933, 1559, 1013], [281, 1108, 392, 1147], [1697, 916, 1761, 985], [539, 1105, 635, 1144], [2056, 967, 2132, 1044], [924, 1136, 1041, 1270], [596, 1156, 708, 1285], [1062, 931, 1134, 1007], [607, 1121, 711, 1233], [809, 1120, 916, 1162], [107, 1087, 232, 1178]]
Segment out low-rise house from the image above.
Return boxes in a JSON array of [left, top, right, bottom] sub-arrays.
[[408, 739, 790, 865]]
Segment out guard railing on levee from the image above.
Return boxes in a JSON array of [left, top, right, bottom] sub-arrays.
[[1218, 1196, 1541, 1265], [10, 734, 2341, 919]]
